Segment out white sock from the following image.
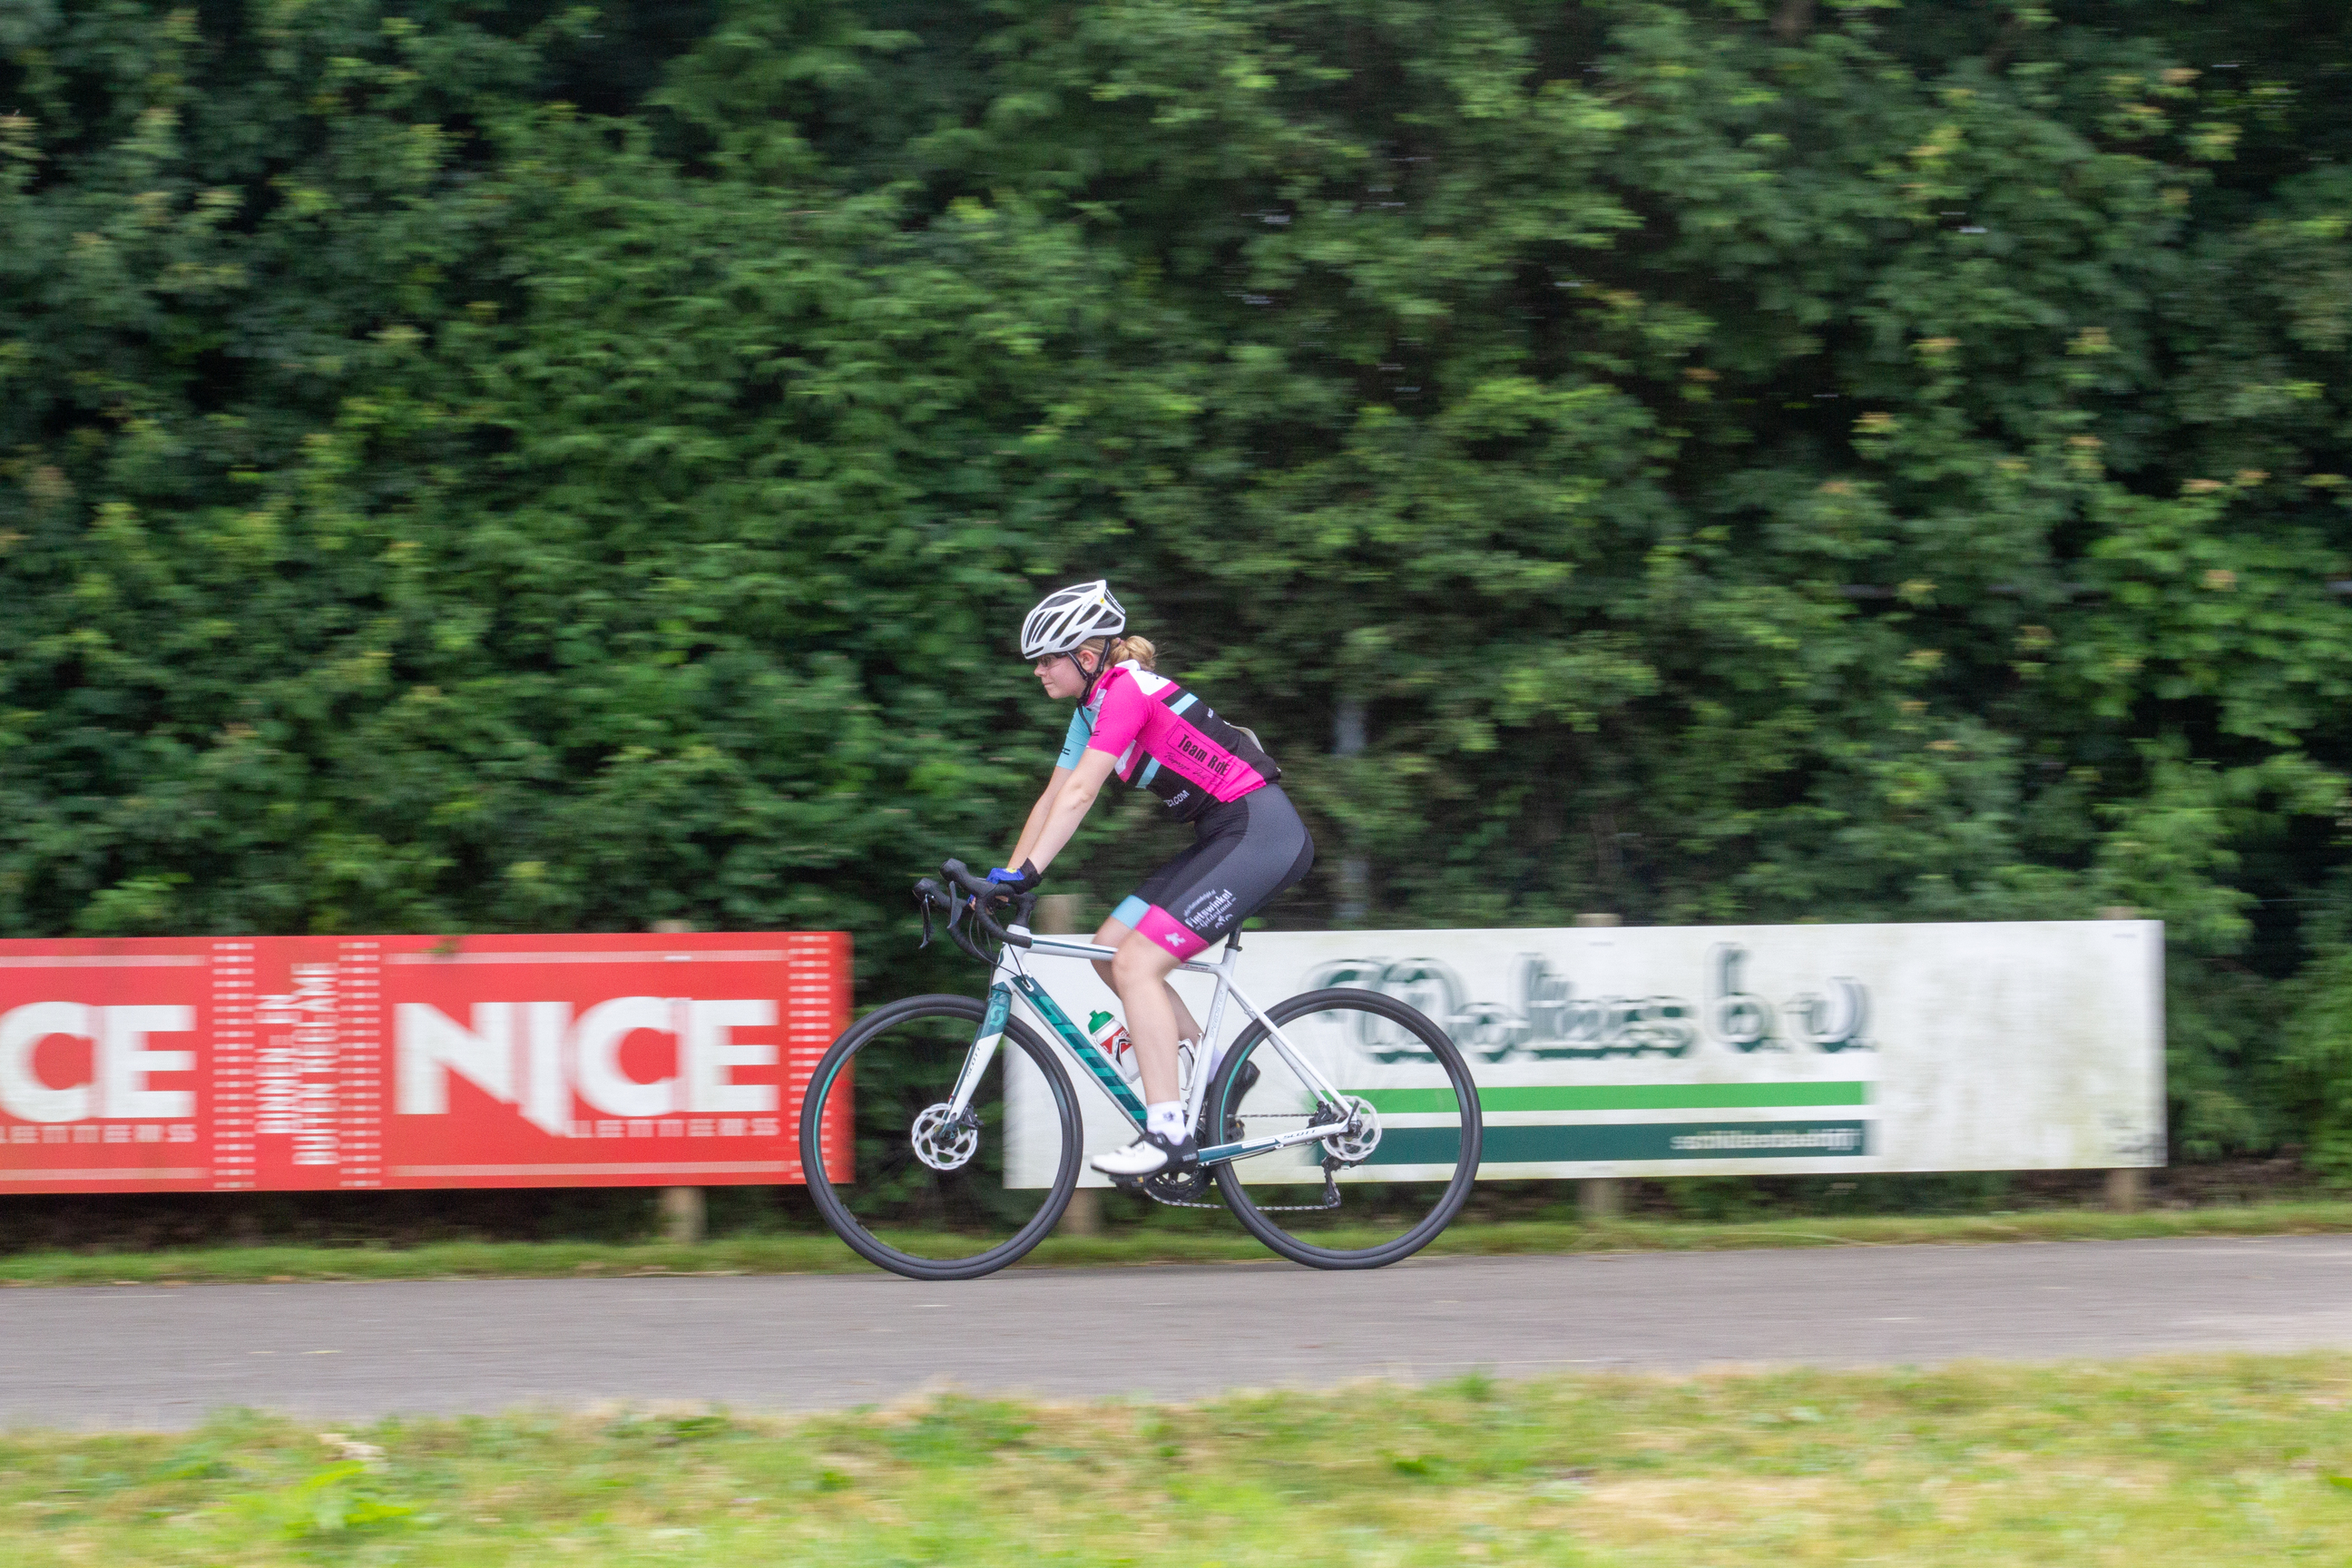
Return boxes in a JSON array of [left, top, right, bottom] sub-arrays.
[[1145, 1101, 1187, 1142]]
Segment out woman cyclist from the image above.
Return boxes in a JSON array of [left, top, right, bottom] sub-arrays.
[[985, 580, 1314, 1179]]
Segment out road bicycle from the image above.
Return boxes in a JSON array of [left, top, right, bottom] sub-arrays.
[[800, 860, 1485, 1280]]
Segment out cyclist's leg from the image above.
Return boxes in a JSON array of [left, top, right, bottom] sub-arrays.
[[1109, 930, 1191, 1104], [1096, 843, 1213, 1044], [1094, 913, 1205, 1044], [1113, 788, 1315, 1097]]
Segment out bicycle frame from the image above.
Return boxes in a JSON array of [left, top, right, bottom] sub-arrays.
[[942, 926, 1356, 1165]]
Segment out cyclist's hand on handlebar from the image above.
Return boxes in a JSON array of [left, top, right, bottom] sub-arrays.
[[985, 860, 1044, 895]]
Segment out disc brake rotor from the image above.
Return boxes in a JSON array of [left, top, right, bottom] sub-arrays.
[[1319, 1093, 1382, 1165], [910, 1104, 981, 1171]]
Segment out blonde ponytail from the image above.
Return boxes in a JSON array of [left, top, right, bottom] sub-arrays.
[[1086, 633, 1157, 671]]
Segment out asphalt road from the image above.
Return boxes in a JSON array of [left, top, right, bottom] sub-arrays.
[[7, 1235, 2352, 1429]]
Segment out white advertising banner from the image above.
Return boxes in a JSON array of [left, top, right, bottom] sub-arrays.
[[1006, 920, 2165, 1186]]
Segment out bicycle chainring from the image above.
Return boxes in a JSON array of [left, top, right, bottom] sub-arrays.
[[1140, 1165, 1215, 1205]]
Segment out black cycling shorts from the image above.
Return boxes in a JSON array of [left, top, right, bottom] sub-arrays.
[[1112, 785, 1315, 958]]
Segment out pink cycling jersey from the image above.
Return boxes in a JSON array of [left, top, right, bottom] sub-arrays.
[[1060, 662, 1280, 822]]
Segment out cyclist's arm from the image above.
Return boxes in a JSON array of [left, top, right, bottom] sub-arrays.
[[1023, 748, 1117, 873], [1005, 767, 1075, 869]]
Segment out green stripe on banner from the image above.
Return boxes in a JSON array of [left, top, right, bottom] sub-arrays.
[[1367, 1121, 1871, 1165], [1357, 1083, 1871, 1114]]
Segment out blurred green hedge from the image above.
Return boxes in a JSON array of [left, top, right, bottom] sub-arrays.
[[4, 1, 2352, 1168]]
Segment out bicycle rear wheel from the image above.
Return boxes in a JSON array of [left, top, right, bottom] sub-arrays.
[[800, 994, 1082, 1280], [1207, 987, 1482, 1269]]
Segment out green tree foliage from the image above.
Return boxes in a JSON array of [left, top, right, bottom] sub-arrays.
[[2, 1, 2349, 1161]]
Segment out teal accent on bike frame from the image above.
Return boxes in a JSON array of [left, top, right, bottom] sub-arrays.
[[1004, 975, 1149, 1128], [975, 985, 1011, 1052]]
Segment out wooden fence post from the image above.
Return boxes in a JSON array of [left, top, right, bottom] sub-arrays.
[[650, 919, 704, 1243]]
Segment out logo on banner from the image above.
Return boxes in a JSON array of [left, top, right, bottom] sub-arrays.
[[0, 1003, 198, 1147], [1310, 942, 1871, 1063], [0, 931, 847, 1194], [396, 998, 778, 1136]]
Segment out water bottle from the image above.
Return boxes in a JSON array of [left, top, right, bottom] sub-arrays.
[[1087, 1010, 1137, 1082]]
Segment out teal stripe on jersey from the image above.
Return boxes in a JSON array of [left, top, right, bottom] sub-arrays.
[[1168, 693, 1198, 716], [1137, 758, 1162, 789], [1056, 708, 1093, 769]]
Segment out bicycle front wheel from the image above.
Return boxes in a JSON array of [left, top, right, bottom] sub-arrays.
[[1208, 987, 1482, 1269], [799, 994, 1082, 1280]]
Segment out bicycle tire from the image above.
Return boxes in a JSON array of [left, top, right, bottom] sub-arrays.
[[800, 993, 1083, 1281], [1208, 987, 1483, 1269]]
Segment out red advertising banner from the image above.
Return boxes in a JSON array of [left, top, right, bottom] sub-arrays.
[[0, 932, 851, 1193]]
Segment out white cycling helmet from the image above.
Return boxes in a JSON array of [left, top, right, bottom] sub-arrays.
[[1020, 580, 1126, 660]]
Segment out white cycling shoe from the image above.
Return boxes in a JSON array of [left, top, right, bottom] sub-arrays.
[[1090, 1129, 1199, 1180]]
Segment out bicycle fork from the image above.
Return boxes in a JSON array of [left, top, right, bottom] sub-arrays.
[[942, 985, 1014, 1122]]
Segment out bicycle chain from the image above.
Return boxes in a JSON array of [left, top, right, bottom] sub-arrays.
[[1136, 1178, 1220, 1209], [1133, 1113, 1347, 1211], [1135, 1172, 1340, 1212]]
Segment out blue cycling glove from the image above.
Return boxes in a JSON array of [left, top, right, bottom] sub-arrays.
[[986, 861, 1044, 894]]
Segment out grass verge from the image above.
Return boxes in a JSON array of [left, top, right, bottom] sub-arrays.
[[6, 1356, 2352, 1565], [4, 1200, 2352, 1287]]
